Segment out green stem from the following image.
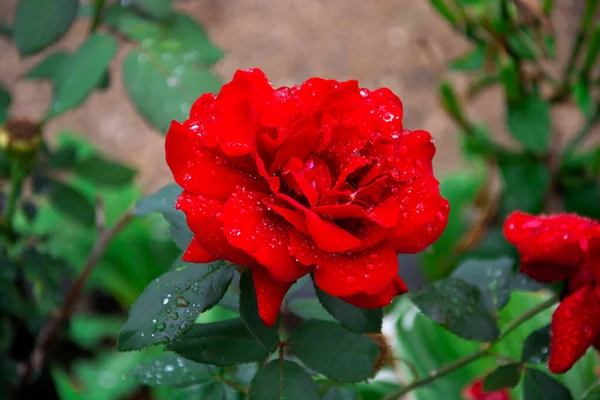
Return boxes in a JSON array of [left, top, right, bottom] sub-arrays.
[[2, 160, 26, 240], [383, 295, 559, 400], [89, 0, 106, 34]]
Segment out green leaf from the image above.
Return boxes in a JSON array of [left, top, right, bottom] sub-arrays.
[[69, 315, 124, 350], [132, 0, 173, 19], [135, 184, 181, 217], [583, 25, 600, 74], [498, 154, 550, 218], [430, 0, 459, 25], [286, 298, 336, 322], [0, 83, 11, 125], [13, 0, 78, 56], [499, 52, 522, 101], [322, 386, 359, 400], [507, 93, 551, 153], [239, 270, 279, 353], [23, 51, 69, 80], [521, 324, 550, 364], [582, 384, 600, 400], [249, 360, 319, 400], [73, 154, 136, 186], [47, 33, 117, 119], [452, 257, 514, 312], [523, 368, 573, 400], [483, 363, 522, 391], [167, 318, 270, 366], [48, 144, 78, 169], [450, 46, 486, 71], [411, 278, 500, 342], [574, 79, 593, 117], [128, 353, 215, 386], [117, 261, 234, 351], [289, 320, 378, 382], [123, 45, 221, 132], [47, 179, 95, 226], [165, 211, 194, 251], [563, 179, 600, 220], [314, 284, 382, 333]]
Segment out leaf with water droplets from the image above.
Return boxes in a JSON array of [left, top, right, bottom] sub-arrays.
[[167, 318, 270, 366], [314, 283, 382, 333], [508, 273, 544, 293], [288, 320, 379, 382], [411, 278, 500, 342], [117, 261, 234, 351], [135, 184, 182, 217], [249, 360, 319, 400], [483, 363, 522, 392], [521, 324, 551, 364], [452, 257, 514, 312], [239, 270, 279, 353], [522, 368, 573, 400], [128, 353, 216, 386]]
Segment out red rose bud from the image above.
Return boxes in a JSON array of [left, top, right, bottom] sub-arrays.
[[463, 379, 512, 400], [166, 68, 449, 326], [504, 211, 600, 373]]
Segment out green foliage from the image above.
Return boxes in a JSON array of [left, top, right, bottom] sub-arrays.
[[23, 51, 69, 80], [522, 368, 573, 400], [249, 360, 320, 400], [521, 325, 551, 365], [128, 353, 216, 386], [506, 93, 551, 154], [483, 364, 522, 391]]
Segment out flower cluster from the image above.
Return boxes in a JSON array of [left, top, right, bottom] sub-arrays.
[[504, 211, 600, 373], [166, 68, 449, 326]]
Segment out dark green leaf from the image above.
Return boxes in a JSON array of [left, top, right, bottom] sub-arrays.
[[165, 211, 194, 251], [507, 93, 551, 153], [314, 284, 382, 333], [249, 360, 319, 400], [129, 353, 215, 386], [0, 278, 24, 317], [23, 52, 69, 80], [582, 384, 600, 400], [117, 261, 234, 351], [48, 144, 77, 169], [287, 298, 336, 322], [47, 179, 95, 226], [167, 318, 270, 366], [239, 270, 278, 353], [521, 324, 550, 364], [508, 273, 544, 292], [499, 52, 522, 101], [583, 26, 600, 74], [574, 79, 593, 117], [522, 368, 572, 400], [289, 320, 378, 382], [132, 0, 173, 19], [498, 154, 550, 218], [322, 386, 359, 400], [411, 278, 500, 342], [467, 227, 518, 261], [483, 363, 522, 391], [73, 154, 136, 186], [563, 179, 600, 220], [452, 257, 513, 312], [22, 250, 69, 311], [97, 71, 111, 90], [450, 46, 486, 71], [0, 83, 11, 125], [13, 0, 78, 55], [47, 33, 117, 118], [135, 184, 181, 217]]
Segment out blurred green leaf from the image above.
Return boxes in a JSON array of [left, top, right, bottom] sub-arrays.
[[507, 30, 538, 61], [239, 270, 279, 353], [314, 283, 382, 333], [450, 46, 486, 71], [430, 0, 459, 25], [563, 178, 600, 220], [135, 184, 181, 217], [249, 360, 319, 400], [287, 298, 336, 322], [573, 79, 593, 117], [452, 257, 513, 312], [583, 25, 600, 74], [117, 261, 234, 351], [69, 315, 124, 350], [507, 93, 551, 153], [499, 53, 521, 101], [47, 178, 95, 226], [582, 384, 600, 400], [128, 353, 216, 386], [0, 83, 11, 125], [47, 33, 117, 119], [97, 71, 111, 91], [483, 363, 522, 391], [440, 80, 470, 130], [466, 227, 518, 261], [51, 368, 85, 400], [132, 0, 173, 19], [521, 324, 550, 365], [23, 52, 69, 80], [73, 154, 136, 187], [522, 368, 572, 400], [13, 0, 78, 56], [498, 154, 550, 218], [22, 250, 69, 312], [411, 278, 500, 342], [322, 386, 359, 400], [0, 278, 24, 317], [48, 143, 78, 169], [167, 318, 270, 366], [289, 320, 378, 382]]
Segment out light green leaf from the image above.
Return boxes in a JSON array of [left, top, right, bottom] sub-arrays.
[[507, 93, 551, 153], [132, 0, 173, 19], [128, 353, 216, 386], [23, 52, 69, 80]]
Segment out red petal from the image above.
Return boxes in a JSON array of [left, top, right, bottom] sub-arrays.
[[176, 191, 257, 267], [305, 210, 362, 252], [290, 230, 399, 297], [182, 238, 217, 263], [254, 152, 281, 193], [165, 121, 267, 201], [463, 379, 512, 400], [251, 267, 294, 327], [388, 176, 450, 253], [222, 190, 308, 282], [262, 196, 309, 235], [399, 129, 435, 174], [283, 156, 332, 207], [340, 276, 407, 308], [369, 197, 401, 228], [269, 117, 319, 173], [216, 100, 258, 157], [549, 286, 600, 373], [313, 203, 369, 219], [584, 237, 600, 284]]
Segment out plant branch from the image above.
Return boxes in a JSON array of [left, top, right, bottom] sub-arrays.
[[18, 207, 134, 386], [383, 295, 559, 399]]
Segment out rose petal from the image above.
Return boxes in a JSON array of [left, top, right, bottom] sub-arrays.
[[262, 196, 309, 235], [549, 285, 600, 373], [290, 230, 398, 297], [166, 121, 267, 200], [223, 190, 308, 282], [463, 379, 512, 400], [176, 191, 257, 267], [340, 276, 408, 308], [182, 238, 217, 263], [305, 210, 362, 252], [251, 267, 294, 327]]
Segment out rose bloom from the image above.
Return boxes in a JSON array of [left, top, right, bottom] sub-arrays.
[[504, 211, 600, 373], [462, 379, 511, 400], [166, 68, 449, 326]]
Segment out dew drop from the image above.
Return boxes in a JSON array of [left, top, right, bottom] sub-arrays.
[[161, 297, 169, 305], [383, 112, 394, 122], [164, 365, 175, 372], [170, 312, 179, 320], [176, 296, 190, 307]]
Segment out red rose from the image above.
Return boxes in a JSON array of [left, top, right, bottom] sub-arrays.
[[462, 379, 512, 400], [166, 68, 449, 326], [504, 211, 600, 373]]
